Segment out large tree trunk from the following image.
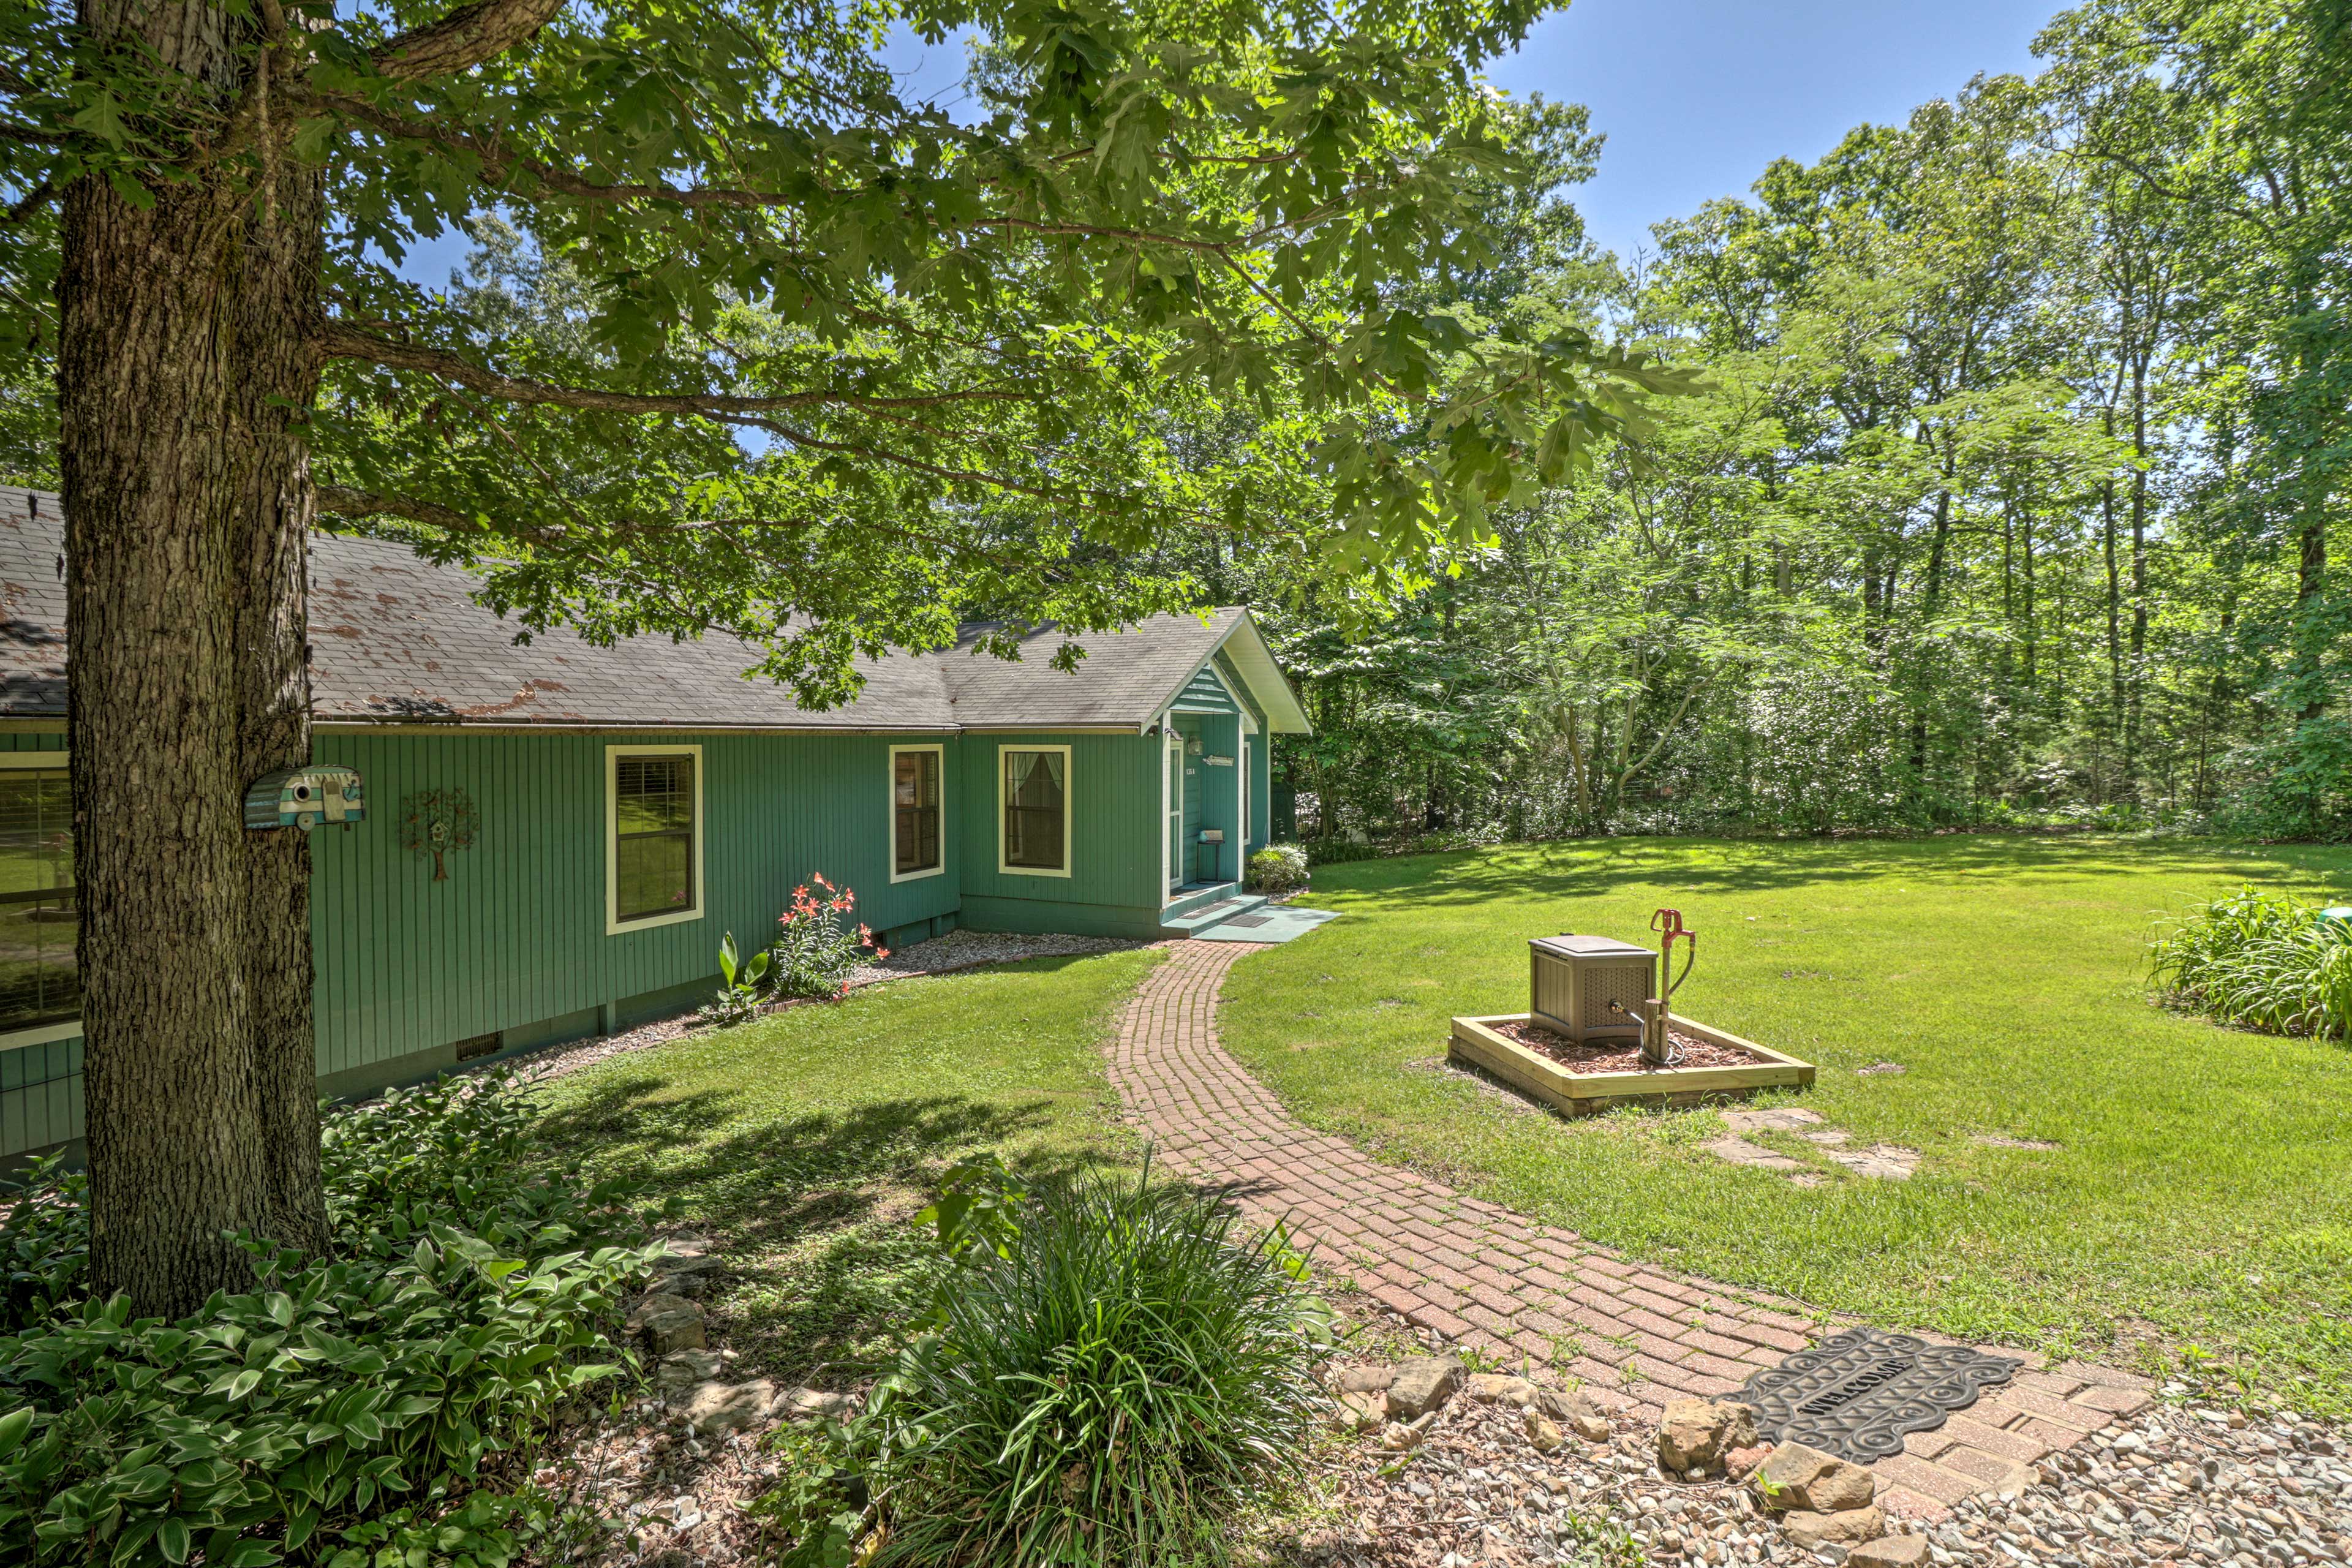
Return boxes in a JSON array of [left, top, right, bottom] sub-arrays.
[[235, 154, 329, 1259], [59, 1, 329, 1311], [60, 165, 272, 1317]]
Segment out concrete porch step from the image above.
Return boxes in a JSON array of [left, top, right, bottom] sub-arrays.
[[1159, 889, 1268, 937]]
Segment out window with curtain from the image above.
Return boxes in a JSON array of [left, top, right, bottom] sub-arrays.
[[0, 766, 77, 1033], [894, 749, 941, 875], [1003, 749, 1066, 870], [614, 754, 696, 920]]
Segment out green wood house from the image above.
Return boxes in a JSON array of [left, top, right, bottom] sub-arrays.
[[0, 485, 1308, 1161]]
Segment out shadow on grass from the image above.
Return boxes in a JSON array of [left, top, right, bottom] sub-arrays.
[[535, 1074, 1115, 1377], [1306, 835, 2351, 908]]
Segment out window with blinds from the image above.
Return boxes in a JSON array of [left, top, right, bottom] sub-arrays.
[[0, 765, 77, 1034], [613, 753, 697, 921]]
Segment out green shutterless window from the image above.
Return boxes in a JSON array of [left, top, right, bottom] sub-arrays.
[[895, 750, 940, 874], [1003, 750, 1066, 870], [614, 754, 696, 920], [0, 767, 78, 1033]]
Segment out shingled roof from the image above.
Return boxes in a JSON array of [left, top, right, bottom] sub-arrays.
[[0, 486, 1308, 734]]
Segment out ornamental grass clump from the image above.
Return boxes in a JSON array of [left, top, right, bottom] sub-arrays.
[[856, 1160, 1324, 1567], [2147, 886, 2352, 1039]]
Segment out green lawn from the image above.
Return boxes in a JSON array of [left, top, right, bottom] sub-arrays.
[[1218, 837, 2352, 1417], [529, 949, 1159, 1378]]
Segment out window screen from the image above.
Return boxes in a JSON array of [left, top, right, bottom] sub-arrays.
[[1003, 750, 1066, 870], [894, 750, 941, 874], [614, 754, 696, 920], [0, 766, 77, 1032]]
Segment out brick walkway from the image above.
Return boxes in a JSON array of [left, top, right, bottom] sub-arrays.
[[1107, 941, 2155, 1521]]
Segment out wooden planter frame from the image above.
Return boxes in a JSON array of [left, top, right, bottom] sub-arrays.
[[1447, 1012, 1814, 1117]]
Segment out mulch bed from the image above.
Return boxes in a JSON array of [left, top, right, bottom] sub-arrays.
[[1490, 1020, 1762, 1075]]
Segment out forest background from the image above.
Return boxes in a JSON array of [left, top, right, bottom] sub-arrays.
[[3, 0, 2346, 844], [1216, 0, 2352, 845]]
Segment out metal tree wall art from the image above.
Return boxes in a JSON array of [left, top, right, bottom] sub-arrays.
[[399, 788, 479, 881]]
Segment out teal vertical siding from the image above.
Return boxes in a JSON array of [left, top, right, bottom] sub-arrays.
[[1212, 651, 1275, 855], [957, 732, 1159, 913], [307, 729, 963, 1085], [1, 717, 1203, 1158]]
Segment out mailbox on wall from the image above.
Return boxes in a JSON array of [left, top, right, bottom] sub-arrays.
[[245, 765, 366, 832]]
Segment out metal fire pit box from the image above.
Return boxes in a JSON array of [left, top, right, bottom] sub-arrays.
[[1528, 935, 1656, 1044]]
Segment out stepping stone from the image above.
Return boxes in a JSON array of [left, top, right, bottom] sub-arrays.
[[1702, 1134, 1807, 1172], [1803, 1130, 1851, 1145], [1722, 1107, 1825, 1133], [1822, 1144, 1919, 1180], [1973, 1134, 2062, 1150]]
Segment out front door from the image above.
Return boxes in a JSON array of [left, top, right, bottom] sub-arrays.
[[1166, 732, 1185, 894]]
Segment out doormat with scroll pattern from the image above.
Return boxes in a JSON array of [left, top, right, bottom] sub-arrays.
[[1737, 1327, 2021, 1462]]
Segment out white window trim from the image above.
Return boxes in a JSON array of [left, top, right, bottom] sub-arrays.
[[0, 750, 77, 1049], [997, 743, 1073, 878], [888, 742, 948, 883], [605, 743, 706, 935]]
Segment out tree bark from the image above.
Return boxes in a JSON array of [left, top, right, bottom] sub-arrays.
[[235, 151, 329, 1259], [59, 0, 331, 1310], [60, 159, 271, 1319]]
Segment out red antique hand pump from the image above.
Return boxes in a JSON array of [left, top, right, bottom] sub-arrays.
[[1643, 908, 1697, 1066]]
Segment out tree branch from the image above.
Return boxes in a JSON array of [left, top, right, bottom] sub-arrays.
[[374, 0, 568, 81], [320, 323, 1028, 416]]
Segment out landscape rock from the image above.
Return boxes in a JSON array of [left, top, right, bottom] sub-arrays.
[[1657, 1398, 1759, 1471], [1847, 1534, 1931, 1568], [1537, 1386, 1615, 1442], [1522, 1408, 1564, 1452], [1338, 1363, 1398, 1395], [655, 1349, 722, 1392], [1722, 1442, 1773, 1480], [1754, 1440, 1877, 1513], [627, 1292, 707, 1354], [1466, 1373, 1539, 1408], [680, 1378, 781, 1435], [1384, 1355, 1466, 1422], [780, 1386, 858, 1423], [1329, 1391, 1385, 1433], [654, 1234, 723, 1273], [1781, 1504, 1887, 1549], [1379, 1411, 1438, 1452]]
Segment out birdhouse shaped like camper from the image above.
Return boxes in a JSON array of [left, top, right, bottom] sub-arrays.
[[246, 765, 365, 832], [1528, 934, 1656, 1044]]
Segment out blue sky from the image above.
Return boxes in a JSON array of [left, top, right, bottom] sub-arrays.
[[392, 1, 2066, 286], [1482, 0, 2064, 261]]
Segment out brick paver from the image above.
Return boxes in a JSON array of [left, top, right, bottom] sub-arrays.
[[1108, 941, 2152, 1521]]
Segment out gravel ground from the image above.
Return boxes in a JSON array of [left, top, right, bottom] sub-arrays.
[[841, 927, 1145, 987], [1282, 1310, 2350, 1568], [501, 928, 1148, 1086], [1936, 1400, 2348, 1568]]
